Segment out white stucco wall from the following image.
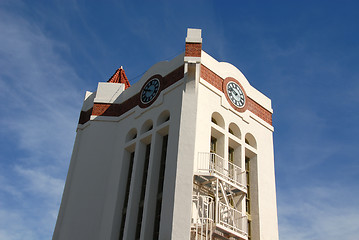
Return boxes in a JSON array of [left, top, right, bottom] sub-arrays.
[[54, 43, 278, 240], [53, 53, 190, 240], [193, 52, 278, 240]]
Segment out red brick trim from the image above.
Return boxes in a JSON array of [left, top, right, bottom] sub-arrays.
[[163, 65, 186, 88], [185, 43, 202, 57], [200, 65, 223, 91], [247, 97, 273, 125], [84, 65, 184, 122], [200, 64, 272, 125], [92, 92, 140, 117]]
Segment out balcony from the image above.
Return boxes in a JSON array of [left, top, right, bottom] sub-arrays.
[[196, 152, 246, 192], [191, 195, 248, 240], [218, 202, 248, 237]]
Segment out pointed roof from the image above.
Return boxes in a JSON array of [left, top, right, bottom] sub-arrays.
[[107, 66, 131, 89]]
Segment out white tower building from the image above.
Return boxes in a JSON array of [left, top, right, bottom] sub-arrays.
[[53, 28, 279, 240]]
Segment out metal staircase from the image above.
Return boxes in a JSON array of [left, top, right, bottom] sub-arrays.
[[192, 153, 248, 240]]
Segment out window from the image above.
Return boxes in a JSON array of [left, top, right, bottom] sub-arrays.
[[210, 137, 217, 153], [153, 135, 168, 239], [211, 112, 225, 128], [135, 144, 151, 239], [211, 117, 218, 125], [119, 152, 135, 239], [228, 122, 241, 139], [245, 133, 257, 149], [157, 110, 170, 126], [245, 156, 251, 239], [229, 128, 234, 134], [228, 147, 234, 176], [126, 128, 137, 142], [228, 147, 234, 163], [140, 120, 153, 134]]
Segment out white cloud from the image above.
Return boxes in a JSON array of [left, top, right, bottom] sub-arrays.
[[278, 185, 359, 240], [14, 166, 64, 201], [0, 7, 83, 162], [0, 209, 37, 240], [0, 6, 84, 240]]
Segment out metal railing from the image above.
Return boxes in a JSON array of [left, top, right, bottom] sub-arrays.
[[191, 195, 248, 239], [197, 152, 246, 189], [218, 202, 248, 237], [191, 195, 214, 240]]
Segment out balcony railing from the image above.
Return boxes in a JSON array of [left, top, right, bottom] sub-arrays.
[[191, 195, 248, 239], [197, 152, 246, 190], [218, 202, 248, 237], [191, 195, 214, 240]]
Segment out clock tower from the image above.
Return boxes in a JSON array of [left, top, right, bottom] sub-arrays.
[[53, 28, 279, 240]]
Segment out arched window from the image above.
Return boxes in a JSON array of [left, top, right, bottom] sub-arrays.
[[228, 122, 241, 139], [157, 110, 170, 126], [126, 128, 137, 142], [211, 112, 225, 129], [245, 133, 257, 149], [140, 119, 153, 135]]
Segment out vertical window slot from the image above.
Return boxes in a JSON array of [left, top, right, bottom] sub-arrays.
[[153, 135, 168, 239], [119, 152, 135, 239], [135, 144, 151, 239]]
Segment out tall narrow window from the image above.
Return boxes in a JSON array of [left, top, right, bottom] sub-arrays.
[[228, 147, 235, 187], [153, 135, 168, 239], [119, 152, 135, 240], [135, 144, 151, 239], [228, 147, 234, 166], [245, 156, 251, 240], [228, 147, 234, 162], [210, 137, 217, 153], [210, 137, 217, 164]]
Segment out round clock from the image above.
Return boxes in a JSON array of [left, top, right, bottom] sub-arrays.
[[226, 81, 245, 108], [140, 78, 160, 104]]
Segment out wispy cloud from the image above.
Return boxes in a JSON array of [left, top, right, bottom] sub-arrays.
[[0, 6, 84, 239], [278, 185, 359, 240]]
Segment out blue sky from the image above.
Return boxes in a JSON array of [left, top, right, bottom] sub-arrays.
[[0, 0, 358, 239]]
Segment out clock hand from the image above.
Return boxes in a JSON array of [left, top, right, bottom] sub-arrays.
[[229, 88, 237, 95], [232, 89, 238, 96]]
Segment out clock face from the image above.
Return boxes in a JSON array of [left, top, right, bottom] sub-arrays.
[[226, 81, 245, 108], [141, 78, 160, 104]]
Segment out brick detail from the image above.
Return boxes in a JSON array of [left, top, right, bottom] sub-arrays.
[[163, 65, 185, 88], [185, 43, 202, 57], [88, 65, 185, 120], [200, 64, 272, 125], [92, 92, 140, 117], [200, 65, 223, 91], [247, 97, 273, 125]]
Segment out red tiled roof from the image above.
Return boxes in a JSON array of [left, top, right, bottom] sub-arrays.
[[107, 67, 131, 89]]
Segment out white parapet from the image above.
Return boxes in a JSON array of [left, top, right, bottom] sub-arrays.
[[94, 82, 125, 104]]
